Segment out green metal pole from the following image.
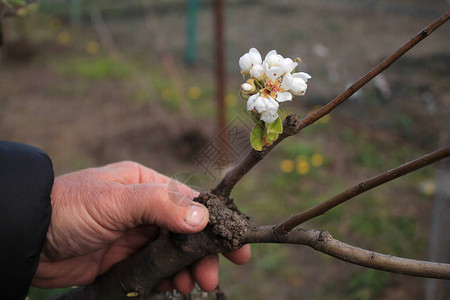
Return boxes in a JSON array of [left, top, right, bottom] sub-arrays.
[[185, 0, 198, 64], [70, 0, 80, 28]]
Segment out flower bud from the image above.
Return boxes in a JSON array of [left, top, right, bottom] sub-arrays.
[[241, 83, 253, 92], [250, 64, 265, 79]]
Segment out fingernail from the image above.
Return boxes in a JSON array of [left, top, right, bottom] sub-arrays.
[[185, 204, 206, 227]]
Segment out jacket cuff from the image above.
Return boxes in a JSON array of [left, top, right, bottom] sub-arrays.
[[0, 141, 54, 299]]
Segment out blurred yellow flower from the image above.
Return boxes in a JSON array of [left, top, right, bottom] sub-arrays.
[[296, 159, 310, 175], [280, 159, 294, 173], [187, 86, 202, 100], [57, 32, 72, 46], [161, 88, 174, 101], [311, 153, 324, 167], [225, 94, 237, 107], [420, 181, 435, 197], [86, 41, 100, 55]]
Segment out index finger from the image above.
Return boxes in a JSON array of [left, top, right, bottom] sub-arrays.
[[83, 161, 199, 201]]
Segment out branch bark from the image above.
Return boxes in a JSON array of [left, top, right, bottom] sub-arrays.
[[47, 194, 250, 300], [245, 226, 450, 280], [212, 10, 450, 197], [273, 146, 450, 238]]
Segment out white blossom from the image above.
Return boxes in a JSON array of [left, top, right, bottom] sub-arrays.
[[239, 48, 262, 73], [281, 72, 311, 96], [239, 48, 311, 126], [247, 93, 279, 114]]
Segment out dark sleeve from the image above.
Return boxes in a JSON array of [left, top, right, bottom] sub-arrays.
[[0, 141, 54, 300]]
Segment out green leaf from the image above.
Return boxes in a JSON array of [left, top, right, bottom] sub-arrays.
[[268, 116, 283, 134], [267, 131, 279, 142], [250, 121, 264, 151]]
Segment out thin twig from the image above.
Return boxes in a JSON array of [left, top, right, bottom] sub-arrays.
[[245, 226, 450, 279], [212, 11, 450, 197], [273, 146, 450, 238], [292, 10, 450, 133]]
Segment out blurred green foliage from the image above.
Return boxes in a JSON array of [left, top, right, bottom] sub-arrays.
[[27, 287, 70, 300], [55, 57, 130, 80], [347, 269, 390, 300]]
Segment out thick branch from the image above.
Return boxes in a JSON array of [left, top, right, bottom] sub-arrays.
[[273, 146, 450, 238], [48, 194, 249, 300], [245, 226, 450, 280], [212, 11, 450, 197]]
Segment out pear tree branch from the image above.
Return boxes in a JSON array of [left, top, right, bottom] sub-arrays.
[[273, 146, 450, 238], [212, 10, 450, 197], [245, 226, 450, 279]]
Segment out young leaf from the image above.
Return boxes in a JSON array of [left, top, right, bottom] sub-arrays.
[[267, 131, 279, 142], [250, 121, 264, 151], [269, 116, 283, 134]]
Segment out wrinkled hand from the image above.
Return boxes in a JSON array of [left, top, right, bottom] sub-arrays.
[[32, 161, 250, 294]]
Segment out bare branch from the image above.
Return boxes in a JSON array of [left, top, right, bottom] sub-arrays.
[[245, 226, 450, 280], [212, 11, 450, 197], [273, 146, 450, 238], [292, 10, 450, 133]]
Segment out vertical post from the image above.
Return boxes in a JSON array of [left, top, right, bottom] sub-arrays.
[[426, 166, 450, 300], [70, 0, 81, 28], [214, 0, 227, 156], [185, 0, 198, 64]]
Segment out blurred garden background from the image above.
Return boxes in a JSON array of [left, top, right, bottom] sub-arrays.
[[1, 0, 449, 299]]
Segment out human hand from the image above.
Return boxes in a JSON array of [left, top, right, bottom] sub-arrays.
[[32, 161, 251, 294]]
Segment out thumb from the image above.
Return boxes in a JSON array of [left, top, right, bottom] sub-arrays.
[[119, 183, 208, 233]]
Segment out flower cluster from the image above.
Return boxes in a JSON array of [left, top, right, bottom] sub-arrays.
[[239, 48, 311, 150], [239, 48, 311, 124]]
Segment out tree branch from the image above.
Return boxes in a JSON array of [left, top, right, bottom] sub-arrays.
[[273, 146, 450, 238], [245, 226, 450, 280], [212, 11, 450, 197]]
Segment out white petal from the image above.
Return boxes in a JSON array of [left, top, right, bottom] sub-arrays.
[[279, 58, 297, 74], [266, 66, 282, 81], [281, 73, 293, 90], [276, 92, 293, 102], [239, 53, 251, 72], [247, 93, 259, 111], [293, 72, 311, 83], [261, 110, 278, 124], [249, 64, 265, 79], [290, 78, 308, 95], [254, 97, 270, 113], [249, 48, 262, 65], [264, 50, 283, 67], [267, 96, 280, 110], [264, 50, 277, 61]]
